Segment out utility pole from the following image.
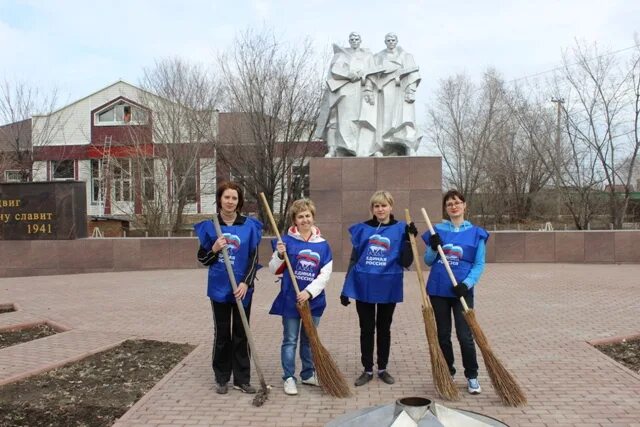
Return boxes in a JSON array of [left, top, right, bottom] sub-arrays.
[[551, 98, 564, 221]]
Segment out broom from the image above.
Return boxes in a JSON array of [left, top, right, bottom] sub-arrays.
[[211, 214, 270, 407], [421, 208, 527, 407], [404, 209, 459, 400], [259, 192, 351, 398]]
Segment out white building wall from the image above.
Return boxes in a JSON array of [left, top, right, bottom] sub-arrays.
[[31, 161, 47, 181], [76, 159, 99, 216], [200, 157, 217, 214], [31, 81, 146, 147]]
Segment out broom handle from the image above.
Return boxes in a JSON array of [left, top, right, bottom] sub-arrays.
[[211, 214, 267, 386], [420, 208, 470, 312], [259, 192, 301, 295], [404, 209, 432, 309]]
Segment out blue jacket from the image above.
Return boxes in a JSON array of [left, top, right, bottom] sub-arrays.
[[342, 220, 407, 303], [422, 220, 488, 298], [194, 216, 263, 306], [268, 226, 333, 318]]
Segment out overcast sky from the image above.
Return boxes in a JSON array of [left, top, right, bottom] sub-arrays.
[[1, 0, 639, 118]]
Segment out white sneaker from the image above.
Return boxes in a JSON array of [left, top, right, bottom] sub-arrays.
[[284, 377, 298, 395], [467, 378, 482, 394], [301, 372, 320, 386]]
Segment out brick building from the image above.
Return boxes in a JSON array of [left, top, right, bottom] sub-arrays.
[[2, 81, 325, 229]]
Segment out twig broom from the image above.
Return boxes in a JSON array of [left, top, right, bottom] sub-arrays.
[[404, 209, 459, 400], [212, 214, 269, 407], [259, 192, 351, 398], [421, 207, 527, 406]]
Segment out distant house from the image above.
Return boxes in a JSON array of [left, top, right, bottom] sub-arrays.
[[27, 80, 217, 218], [215, 111, 326, 214], [3, 80, 326, 226], [0, 118, 32, 182], [604, 184, 635, 193]]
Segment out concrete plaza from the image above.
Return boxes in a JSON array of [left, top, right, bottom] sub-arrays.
[[0, 263, 639, 426]]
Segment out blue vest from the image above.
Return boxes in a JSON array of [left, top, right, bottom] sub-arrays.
[[421, 225, 489, 298], [269, 235, 332, 318], [341, 221, 406, 303], [194, 217, 263, 307]]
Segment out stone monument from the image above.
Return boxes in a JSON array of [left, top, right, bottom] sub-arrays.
[[312, 33, 436, 271], [316, 32, 422, 157], [0, 181, 88, 240]]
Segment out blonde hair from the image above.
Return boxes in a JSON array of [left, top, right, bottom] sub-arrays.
[[289, 198, 316, 225], [369, 190, 394, 210]]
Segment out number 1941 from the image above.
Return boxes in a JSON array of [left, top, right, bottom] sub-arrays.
[[27, 223, 52, 234]]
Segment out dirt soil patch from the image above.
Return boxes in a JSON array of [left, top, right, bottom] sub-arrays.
[[0, 324, 57, 349], [0, 339, 194, 427], [595, 338, 640, 375]]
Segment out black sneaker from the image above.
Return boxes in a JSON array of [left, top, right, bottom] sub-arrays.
[[233, 383, 257, 394], [378, 371, 395, 384], [354, 372, 373, 387], [216, 383, 228, 394]]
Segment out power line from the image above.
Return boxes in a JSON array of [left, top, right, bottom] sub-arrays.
[[505, 43, 640, 86]]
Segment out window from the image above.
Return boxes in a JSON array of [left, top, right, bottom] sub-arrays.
[[4, 170, 23, 182], [90, 159, 104, 204], [98, 109, 114, 122], [95, 101, 147, 125], [142, 158, 155, 201], [229, 171, 257, 204], [113, 159, 132, 202], [51, 160, 74, 180], [173, 163, 197, 203], [291, 164, 310, 199]]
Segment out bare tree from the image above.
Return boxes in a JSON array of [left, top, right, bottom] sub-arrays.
[[217, 28, 324, 230], [0, 79, 64, 182], [553, 39, 640, 228], [427, 70, 510, 205], [122, 58, 220, 235]]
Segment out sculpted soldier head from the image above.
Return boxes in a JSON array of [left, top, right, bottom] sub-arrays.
[[349, 32, 362, 49], [384, 32, 398, 50]]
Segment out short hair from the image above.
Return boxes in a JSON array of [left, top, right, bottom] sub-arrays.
[[289, 198, 316, 225], [442, 189, 465, 211], [216, 181, 244, 213], [384, 32, 398, 40], [349, 32, 361, 39], [370, 190, 394, 209]]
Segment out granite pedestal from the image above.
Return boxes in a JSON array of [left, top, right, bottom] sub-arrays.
[[310, 156, 443, 271]]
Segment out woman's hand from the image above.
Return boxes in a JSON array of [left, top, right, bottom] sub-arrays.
[[276, 242, 286, 258], [234, 282, 249, 299], [212, 236, 227, 253], [297, 290, 311, 303]]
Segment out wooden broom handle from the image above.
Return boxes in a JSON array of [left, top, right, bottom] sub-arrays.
[[404, 209, 431, 308], [421, 207, 470, 312], [259, 192, 301, 295]]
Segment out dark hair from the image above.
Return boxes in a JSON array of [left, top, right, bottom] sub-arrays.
[[442, 189, 465, 211], [216, 181, 244, 213]]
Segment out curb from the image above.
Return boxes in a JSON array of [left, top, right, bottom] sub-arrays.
[[0, 337, 130, 387]]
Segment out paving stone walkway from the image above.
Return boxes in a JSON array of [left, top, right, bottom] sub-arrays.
[[0, 264, 639, 426]]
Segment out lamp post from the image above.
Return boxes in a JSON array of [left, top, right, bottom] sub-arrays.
[[551, 98, 564, 221]]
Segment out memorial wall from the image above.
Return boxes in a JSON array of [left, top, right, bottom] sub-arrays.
[[0, 181, 87, 240]]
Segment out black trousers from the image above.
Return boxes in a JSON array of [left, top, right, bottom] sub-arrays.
[[210, 299, 251, 386], [430, 295, 478, 379], [355, 301, 396, 372]]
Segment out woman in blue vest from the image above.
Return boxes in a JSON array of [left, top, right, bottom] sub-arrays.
[[341, 190, 415, 387], [422, 189, 489, 395], [194, 181, 262, 395], [268, 199, 333, 396]]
